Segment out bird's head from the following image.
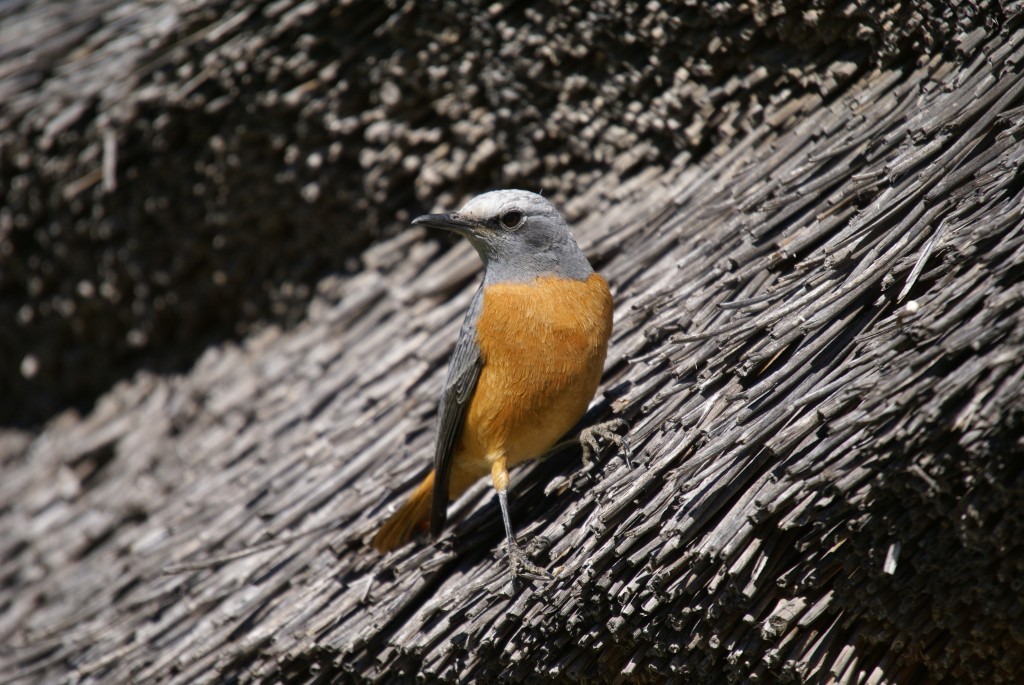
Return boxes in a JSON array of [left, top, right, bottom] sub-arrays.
[[412, 190, 592, 282]]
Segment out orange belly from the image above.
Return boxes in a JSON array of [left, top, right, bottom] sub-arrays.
[[445, 272, 613, 498]]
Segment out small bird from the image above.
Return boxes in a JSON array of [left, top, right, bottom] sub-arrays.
[[372, 189, 615, 583]]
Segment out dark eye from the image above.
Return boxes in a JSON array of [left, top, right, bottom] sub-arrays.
[[499, 210, 523, 229]]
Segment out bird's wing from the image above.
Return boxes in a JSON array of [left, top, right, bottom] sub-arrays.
[[430, 284, 485, 537]]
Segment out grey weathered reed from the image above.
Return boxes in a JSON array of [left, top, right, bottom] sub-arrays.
[[2, 1, 1023, 684]]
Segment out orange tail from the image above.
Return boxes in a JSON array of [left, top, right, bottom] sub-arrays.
[[373, 471, 434, 553]]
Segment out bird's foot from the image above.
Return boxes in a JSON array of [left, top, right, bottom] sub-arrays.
[[506, 540, 551, 591], [580, 418, 632, 469]]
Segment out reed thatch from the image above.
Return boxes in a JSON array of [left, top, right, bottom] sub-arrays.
[[2, 1, 1022, 683]]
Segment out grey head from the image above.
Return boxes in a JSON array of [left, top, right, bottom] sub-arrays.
[[412, 189, 593, 283]]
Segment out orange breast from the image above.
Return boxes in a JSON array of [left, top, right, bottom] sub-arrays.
[[445, 272, 613, 497]]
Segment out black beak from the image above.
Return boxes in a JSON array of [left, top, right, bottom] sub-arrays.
[[412, 213, 478, 236]]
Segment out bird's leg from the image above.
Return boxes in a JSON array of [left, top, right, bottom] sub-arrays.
[[496, 490, 551, 589], [492, 459, 551, 590], [579, 418, 632, 468]]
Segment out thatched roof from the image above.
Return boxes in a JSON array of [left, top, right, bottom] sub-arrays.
[[2, 1, 1022, 683]]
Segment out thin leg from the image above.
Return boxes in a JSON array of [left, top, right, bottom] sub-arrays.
[[492, 459, 551, 589], [496, 489, 551, 588], [496, 488, 517, 553]]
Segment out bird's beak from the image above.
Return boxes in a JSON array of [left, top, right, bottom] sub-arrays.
[[412, 213, 479, 237]]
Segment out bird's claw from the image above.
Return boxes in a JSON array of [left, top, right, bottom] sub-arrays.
[[579, 418, 633, 468], [506, 541, 551, 591]]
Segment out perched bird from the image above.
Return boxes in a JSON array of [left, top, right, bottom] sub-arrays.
[[373, 189, 617, 583]]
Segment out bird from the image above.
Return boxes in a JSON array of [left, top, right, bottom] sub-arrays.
[[372, 189, 619, 584]]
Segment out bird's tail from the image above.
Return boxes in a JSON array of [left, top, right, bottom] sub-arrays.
[[373, 471, 434, 553]]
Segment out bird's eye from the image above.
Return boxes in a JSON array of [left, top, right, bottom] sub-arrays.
[[499, 210, 523, 229]]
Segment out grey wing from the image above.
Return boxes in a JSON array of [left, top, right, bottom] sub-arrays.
[[430, 284, 485, 538]]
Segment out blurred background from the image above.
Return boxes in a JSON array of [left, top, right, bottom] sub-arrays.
[[0, 0, 960, 427]]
